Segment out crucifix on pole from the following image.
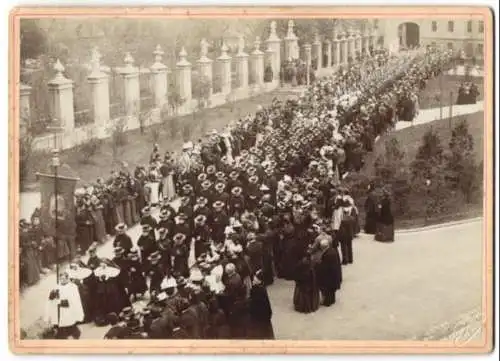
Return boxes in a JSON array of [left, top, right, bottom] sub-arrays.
[[46, 125, 63, 284]]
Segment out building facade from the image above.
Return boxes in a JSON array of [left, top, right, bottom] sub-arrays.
[[376, 18, 484, 60]]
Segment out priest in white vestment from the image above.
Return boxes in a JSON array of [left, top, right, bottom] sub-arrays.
[[45, 272, 84, 339]]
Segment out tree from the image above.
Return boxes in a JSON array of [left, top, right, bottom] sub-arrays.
[[78, 128, 103, 164], [20, 20, 48, 63], [445, 119, 479, 202], [192, 74, 212, 120], [374, 138, 406, 180], [374, 138, 411, 215], [167, 90, 184, 117], [108, 118, 128, 163], [410, 129, 449, 218], [410, 128, 444, 180], [19, 121, 35, 188]]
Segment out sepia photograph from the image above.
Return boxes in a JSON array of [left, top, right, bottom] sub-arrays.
[[8, 5, 494, 354]]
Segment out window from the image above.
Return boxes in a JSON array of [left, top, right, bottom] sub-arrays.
[[465, 43, 474, 57], [373, 20, 379, 29], [447, 42, 454, 50], [479, 21, 484, 33], [448, 21, 454, 32], [431, 21, 437, 32], [467, 20, 472, 33], [477, 44, 483, 56]]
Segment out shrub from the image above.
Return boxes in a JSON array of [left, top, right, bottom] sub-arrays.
[[108, 117, 128, 161], [410, 128, 444, 180], [78, 129, 103, 164], [150, 126, 162, 144], [445, 119, 480, 203], [20, 132, 35, 186], [264, 65, 274, 83]]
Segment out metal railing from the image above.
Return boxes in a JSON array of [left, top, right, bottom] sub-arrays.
[[74, 109, 94, 128]]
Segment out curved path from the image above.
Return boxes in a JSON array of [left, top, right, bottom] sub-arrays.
[[18, 97, 485, 339], [20, 217, 483, 340]]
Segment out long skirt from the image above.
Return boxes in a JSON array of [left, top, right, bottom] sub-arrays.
[[375, 223, 395, 243], [293, 283, 320, 314], [93, 209, 107, 243], [76, 225, 95, 254], [57, 236, 71, 261], [247, 319, 275, 339], [364, 212, 378, 235], [22, 249, 41, 286], [162, 175, 176, 201], [114, 203, 125, 225], [130, 197, 140, 224], [262, 252, 274, 286], [123, 200, 133, 226], [146, 182, 160, 205]]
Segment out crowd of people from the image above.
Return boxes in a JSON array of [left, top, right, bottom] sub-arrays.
[[456, 81, 480, 105], [22, 45, 455, 340]]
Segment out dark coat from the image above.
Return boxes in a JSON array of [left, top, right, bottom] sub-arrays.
[[316, 247, 342, 292], [248, 284, 275, 339]]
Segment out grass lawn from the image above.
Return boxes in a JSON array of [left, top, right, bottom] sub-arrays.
[[350, 110, 485, 229], [418, 74, 484, 110], [23, 89, 297, 191]]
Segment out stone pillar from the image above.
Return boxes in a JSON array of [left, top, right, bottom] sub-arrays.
[[324, 40, 332, 68], [334, 38, 341, 66], [234, 35, 249, 89], [343, 36, 349, 64], [20, 83, 31, 121], [312, 33, 322, 69], [265, 20, 281, 84], [176, 47, 192, 113], [118, 52, 140, 129], [19, 83, 31, 136], [48, 59, 75, 134], [284, 19, 299, 61], [348, 33, 355, 61], [197, 38, 213, 98], [250, 37, 265, 87], [87, 47, 110, 138], [264, 42, 275, 83], [150, 44, 168, 109], [217, 42, 232, 95], [304, 43, 312, 86]]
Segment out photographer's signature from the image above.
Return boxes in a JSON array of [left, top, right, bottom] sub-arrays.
[[448, 315, 485, 346]]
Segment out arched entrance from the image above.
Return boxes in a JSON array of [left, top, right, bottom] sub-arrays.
[[398, 22, 420, 48]]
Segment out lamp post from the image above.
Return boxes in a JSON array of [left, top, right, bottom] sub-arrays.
[[425, 178, 431, 225], [51, 148, 61, 283]]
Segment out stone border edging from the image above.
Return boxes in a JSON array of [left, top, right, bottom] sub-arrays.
[[395, 217, 483, 234]]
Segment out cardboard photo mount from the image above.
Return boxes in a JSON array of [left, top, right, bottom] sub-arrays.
[[8, 5, 495, 355]]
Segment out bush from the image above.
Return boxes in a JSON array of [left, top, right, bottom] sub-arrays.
[[79, 129, 103, 164], [20, 133, 34, 186], [108, 117, 128, 161], [150, 126, 162, 144], [411, 128, 444, 180], [264, 65, 274, 83], [445, 119, 480, 203]]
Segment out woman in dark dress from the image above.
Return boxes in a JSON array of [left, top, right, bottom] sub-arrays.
[[293, 253, 320, 314], [364, 183, 378, 234], [375, 190, 395, 243], [248, 270, 275, 339]]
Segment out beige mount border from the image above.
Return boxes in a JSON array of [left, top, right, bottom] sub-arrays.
[[8, 5, 494, 354]]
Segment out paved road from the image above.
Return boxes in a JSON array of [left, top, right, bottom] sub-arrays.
[[18, 98, 485, 339], [21, 217, 483, 340], [395, 101, 484, 131]]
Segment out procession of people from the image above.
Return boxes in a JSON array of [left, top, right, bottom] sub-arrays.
[[20, 45, 456, 340]]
